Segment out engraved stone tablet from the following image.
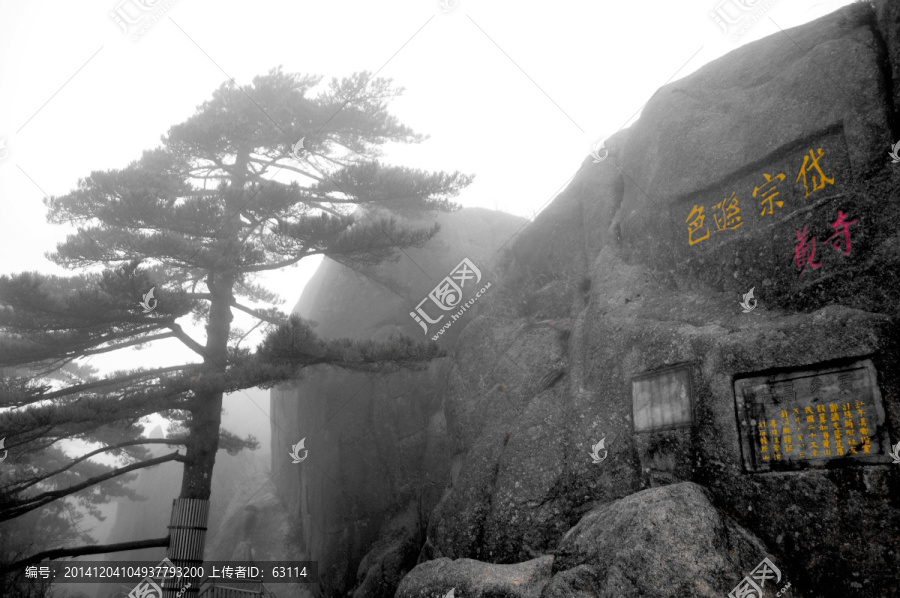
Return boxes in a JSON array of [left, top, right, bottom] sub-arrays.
[[632, 365, 694, 433], [734, 359, 890, 472]]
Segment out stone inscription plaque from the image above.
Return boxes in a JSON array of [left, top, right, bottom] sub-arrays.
[[632, 365, 694, 433], [734, 359, 890, 472]]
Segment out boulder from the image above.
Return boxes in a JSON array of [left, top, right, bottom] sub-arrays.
[[544, 482, 777, 598], [353, 501, 425, 598], [395, 555, 553, 598]]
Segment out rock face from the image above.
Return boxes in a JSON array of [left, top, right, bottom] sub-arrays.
[[395, 554, 553, 598], [203, 471, 313, 598], [399, 483, 770, 598], [544, 483, 773, 598], [296, 207, 523, 343], [272, 3, 900, 597], [270, 208, 525, 597]]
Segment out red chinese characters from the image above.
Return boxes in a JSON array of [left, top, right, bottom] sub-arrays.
[[793, 210, 858, 274]]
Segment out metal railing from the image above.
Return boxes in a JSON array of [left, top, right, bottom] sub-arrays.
[[197, 581, 272, 598]]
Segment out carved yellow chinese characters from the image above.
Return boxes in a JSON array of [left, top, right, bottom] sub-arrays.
[[796, 147, 834, 198], [758, 399, 872, 462], [712, 191, 744, 231], [754, 172, 786, 215], [685, 147, 838, 246], [685, 205, 710, 246]]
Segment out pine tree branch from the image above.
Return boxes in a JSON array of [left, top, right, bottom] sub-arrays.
[[4, 536, 171, 572], [20, 357, 71, 378], [0, 326, 168, 370], [8, 438, 188, 495], [182, 190, 220, 197], [166, 323, 208, 359], [236, 251, 310, 274], [0, 451, 185, 522], [228, 300, 286, 325], [234, 320, 264, 350], [1, 392, 190, 458], [7, 365, 194, 408], [239, 216, 267, 244], [1, 425, 56, 455], [246, 156, 329, 184], [80, 332, 177, 357], [188, 173, 230, 180], [308, 201, 347, 217]]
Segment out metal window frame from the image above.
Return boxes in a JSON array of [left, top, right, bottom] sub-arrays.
[[733, 357, 889, 473], [631, 363, 696, 433]]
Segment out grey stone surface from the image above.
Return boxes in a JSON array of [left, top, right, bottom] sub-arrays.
[[273, 2, 900, 596], [395, 555, 553, 598], [271, 208, 525, 597], [544, 482, 774, 598]]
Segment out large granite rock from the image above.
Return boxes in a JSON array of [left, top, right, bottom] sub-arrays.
[[423, 2, 900, 595], [395, 554, 553, 598], [203, 472, 313, 598], [271, 360, 451, 597], [406, 483, 787, 598], [544, 483, 779, 598], [428, 319, 575, 563], [271, 208, 525, 598], [611, 3, 900, 314], [274, 3, 900, 597]]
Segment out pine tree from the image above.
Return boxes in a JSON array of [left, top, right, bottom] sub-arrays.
[[0, 67, 468, 587]]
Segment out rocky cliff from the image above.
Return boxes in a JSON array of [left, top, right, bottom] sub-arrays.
[[270, 207, 524, 596], [272, 2, 900, 597]]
